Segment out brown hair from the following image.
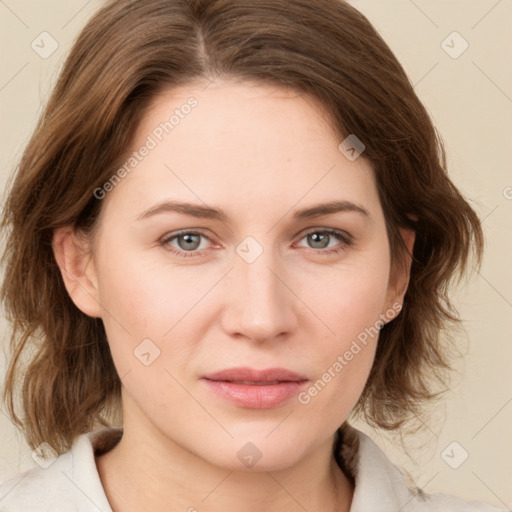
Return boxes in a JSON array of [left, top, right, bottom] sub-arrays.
[[1, 0, 483, 454]]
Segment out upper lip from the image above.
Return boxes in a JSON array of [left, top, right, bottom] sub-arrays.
[[202, 367, 308, 383]]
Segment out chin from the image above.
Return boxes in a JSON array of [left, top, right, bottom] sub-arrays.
[[197, 431, 313, 473]]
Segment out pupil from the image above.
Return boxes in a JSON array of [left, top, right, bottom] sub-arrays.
[[310, 233, 329, 249], [180, 234, 200, 250]]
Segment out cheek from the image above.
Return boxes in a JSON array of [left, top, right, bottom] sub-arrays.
[[293, 250, 390, 409], [93, 247, 222, 378], [96, 248, 214, 332], [295, 271, 386, 429], [300, 253, 391, 342]]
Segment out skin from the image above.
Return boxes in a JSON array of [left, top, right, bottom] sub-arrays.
[[53, 79, 414, 512]]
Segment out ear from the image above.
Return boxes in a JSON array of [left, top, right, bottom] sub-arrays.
[[52, 226, 102, 318], [382, 227, 416, 315]]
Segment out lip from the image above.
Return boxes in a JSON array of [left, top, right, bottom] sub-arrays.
[[201, 367, 309, 409], [203, 367, 308, 383]]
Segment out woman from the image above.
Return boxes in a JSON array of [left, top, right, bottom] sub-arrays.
[[0, 0, 505, 510]]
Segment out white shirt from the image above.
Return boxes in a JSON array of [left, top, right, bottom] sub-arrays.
[[0, 424, 506, 511]]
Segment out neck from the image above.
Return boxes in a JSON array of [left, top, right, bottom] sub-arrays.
[[96, 423, 354, 512]]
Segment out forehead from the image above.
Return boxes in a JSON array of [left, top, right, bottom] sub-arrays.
[[100, 79, 381, 224]]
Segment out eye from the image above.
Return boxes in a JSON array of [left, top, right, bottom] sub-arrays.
[[159, 230, 214, 257], [295, 228, 352, 255], [159, 228, 353, 258]]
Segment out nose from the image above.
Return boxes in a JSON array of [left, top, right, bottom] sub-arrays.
[[220, 244, 298, 344]]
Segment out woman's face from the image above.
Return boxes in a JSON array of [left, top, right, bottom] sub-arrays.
[[64, 79, 411, 470]]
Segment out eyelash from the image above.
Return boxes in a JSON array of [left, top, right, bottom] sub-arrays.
[[159, 228, 353, 258]]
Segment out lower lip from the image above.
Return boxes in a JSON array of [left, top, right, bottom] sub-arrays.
[[201, 379, 308, 409]]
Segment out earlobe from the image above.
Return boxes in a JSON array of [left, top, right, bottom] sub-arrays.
[[52, 226, 103, 318]]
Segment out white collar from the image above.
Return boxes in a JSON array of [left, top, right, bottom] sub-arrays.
[[0, 424, 504, 511]]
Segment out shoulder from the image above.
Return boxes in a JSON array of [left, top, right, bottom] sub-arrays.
[[0, 427, 121, 511], [0, 448, 76, 511], [337, 423, 508, 512], [411, 490, 508, 511]]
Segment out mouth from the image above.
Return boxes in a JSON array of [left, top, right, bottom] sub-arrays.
[[202, 366, 308, 383], [201, 367, 309, 409], [220, 380, 284, 385]]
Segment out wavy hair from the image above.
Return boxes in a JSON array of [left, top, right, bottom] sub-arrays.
[[1, 0, 483, 454]]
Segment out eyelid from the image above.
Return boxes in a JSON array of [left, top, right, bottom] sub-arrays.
[[160, 229, 215, 248], [293, 227, 353, 253], [160, 227, 353, 257], [297, 226, 353, 242]]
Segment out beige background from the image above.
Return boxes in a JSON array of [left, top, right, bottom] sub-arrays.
[[0, 0, 511, 508]]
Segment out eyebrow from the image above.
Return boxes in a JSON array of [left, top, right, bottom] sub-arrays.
[[136, 199, 372, 223]]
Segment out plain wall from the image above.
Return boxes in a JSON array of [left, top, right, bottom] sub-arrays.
[[0, 0, 511, 508]]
